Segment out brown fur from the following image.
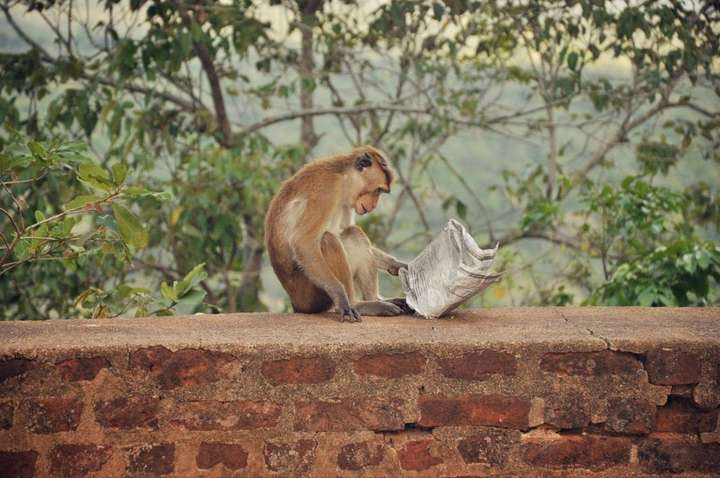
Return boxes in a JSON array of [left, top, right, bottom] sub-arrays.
[[264, 145, 408, 322]]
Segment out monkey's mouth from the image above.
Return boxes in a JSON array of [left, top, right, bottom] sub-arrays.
[[359, 205, 368, 214]]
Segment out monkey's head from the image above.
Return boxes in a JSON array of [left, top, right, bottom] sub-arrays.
[[351, 146, 394, 215]]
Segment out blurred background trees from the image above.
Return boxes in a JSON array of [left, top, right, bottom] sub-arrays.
[[1, 0, 718, 319]]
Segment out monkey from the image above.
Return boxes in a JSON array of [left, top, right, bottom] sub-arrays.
[[264, 145, 412, 322]]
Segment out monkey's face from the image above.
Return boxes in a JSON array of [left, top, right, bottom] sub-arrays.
[[354, 190, 382, 215], [352, 150, 393, 215]]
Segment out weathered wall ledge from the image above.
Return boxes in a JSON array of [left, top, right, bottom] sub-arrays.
[[1, 307, 719, 477]]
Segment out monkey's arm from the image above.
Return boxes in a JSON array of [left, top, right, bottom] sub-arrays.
[[372, 247, 408, 276]]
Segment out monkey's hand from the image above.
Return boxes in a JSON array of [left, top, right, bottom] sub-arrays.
[[386, 260, 408, 276], [339, 306, 362, 323]]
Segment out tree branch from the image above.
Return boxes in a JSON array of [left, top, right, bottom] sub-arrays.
[[237, 104, 432, 136], [3, 4, 202, 116], [175, 1, 233, 146], [1, 3, 52, 58]]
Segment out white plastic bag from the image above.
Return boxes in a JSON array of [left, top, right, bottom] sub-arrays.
[[399, 219, 501, 318]]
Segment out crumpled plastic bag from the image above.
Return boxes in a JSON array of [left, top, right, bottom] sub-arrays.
[[399, 219, 501, 319]]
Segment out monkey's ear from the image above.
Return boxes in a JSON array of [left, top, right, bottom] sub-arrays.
[[354, 153, 373, 171]]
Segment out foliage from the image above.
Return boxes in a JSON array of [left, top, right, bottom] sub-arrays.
[[591, 241, 720, 306], [578, 150, 718, 305], [0, 134, 206, 319]]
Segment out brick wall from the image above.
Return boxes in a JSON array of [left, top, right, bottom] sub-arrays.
[[0, 308, 719, 477]]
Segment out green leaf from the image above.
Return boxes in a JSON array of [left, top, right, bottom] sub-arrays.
[[696, 249, 711, 270], [0, 152, 30, 172], [13, 239, 30, 260], [64, 194, 103, 210], [175, 263, 207, 297], [432, 2, 445, 20], [567, 51, 579, 71], [116, 284, 150, 299], [123, 187, 172, 202], [63, 217, 80, 234], [637, 288, 656, 306], [28, 141, 45, 160], [112, 203, 149, 249], [178, 31, 193, 57], [124, 186, 150, 197], [78, 163, 114, 192], [79, 163, 109, 180], [149, 191, 173, 202], [160, 281, 177, 301], [176, 289, 206, 307], [63, 141, 90, 154], [455, 199, 467, 221], [111, 162, 128, 186]]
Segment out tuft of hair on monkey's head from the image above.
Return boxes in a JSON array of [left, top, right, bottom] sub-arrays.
[[352, 147, 395, 189]]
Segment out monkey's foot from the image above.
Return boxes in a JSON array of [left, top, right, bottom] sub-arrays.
[[386, 297, 415, 315], [339, 307, 362, 323], [354, 300, 405, 316]]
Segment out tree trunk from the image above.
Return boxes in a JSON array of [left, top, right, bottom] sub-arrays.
[[298, 0, 322, 152], [236, 242, 265, 311]]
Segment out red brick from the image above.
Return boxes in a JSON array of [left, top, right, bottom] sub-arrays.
[[294, 397, 404, 432], [27, 397, 83, 434], [457, 429, 518, 466], [197, 442, 248, 470], [130, 346, 238, 389], [639, 437, 720, 473], [669, 384, 694, 399], [522, 435, 631, 469], [544, 393, 591, 429], [127, 443, 175, 475], [656, 397, 718, 433], [130, 345, 172, 368], [438, 350, 516, 380], [0, 358, 32, 383], [693, 379, 720, 410], [263, 440, 316, 474], [337, 441, 385, 470], [398, 439, 442, 471], [0, 401, 13, 429], [353, 352, 426, 378], [49, 444, 112, 477], [94, 397, 159, 430], [171, 400, 281, 430], [605, 398, 656, 434], [646, 349, 701, 385], [55, 356, 109, 382], [418, 394, 530, 430], [0, 451, 37, 478], [540, 351, 642, 376], [261, 356, 335, 385]]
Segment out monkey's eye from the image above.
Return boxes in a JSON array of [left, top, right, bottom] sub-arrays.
[[355, 153, 373, 170]]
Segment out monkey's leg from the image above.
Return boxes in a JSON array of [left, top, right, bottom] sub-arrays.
[[340, 226, 405, 316], [340, 225, 380, 301], [341, 225, 407, 277], [283, 273, 333, 315]]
